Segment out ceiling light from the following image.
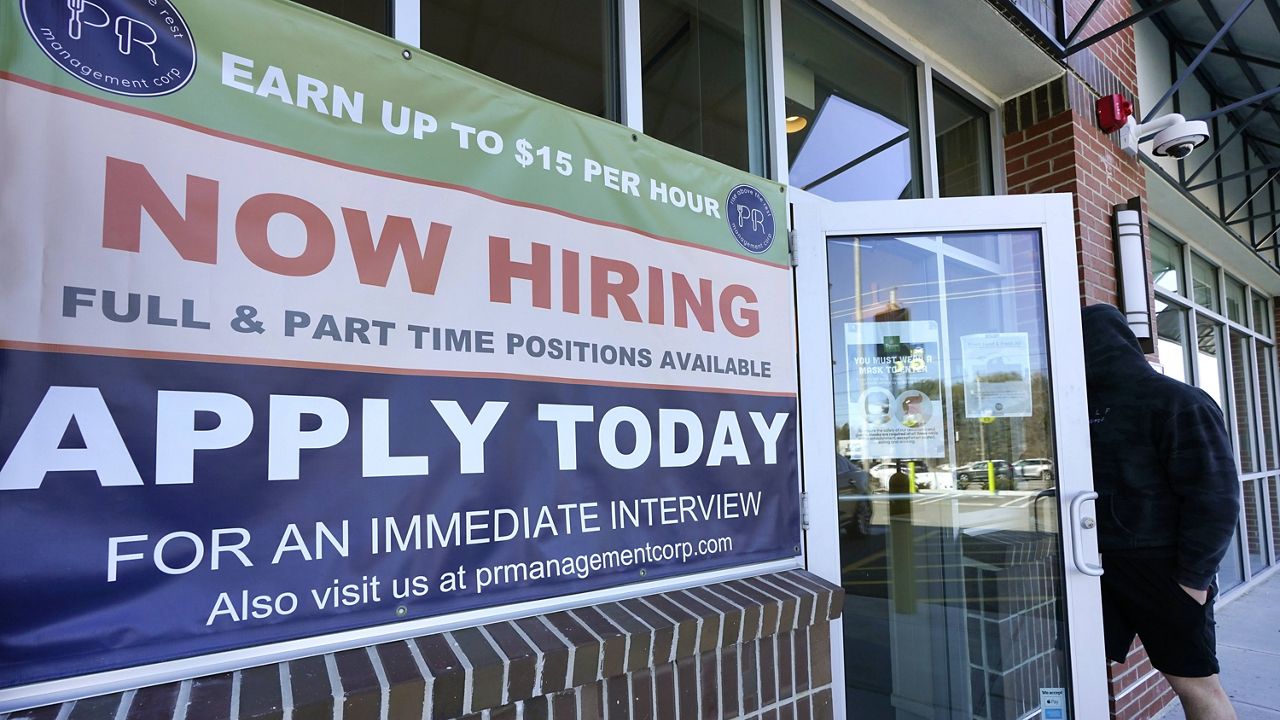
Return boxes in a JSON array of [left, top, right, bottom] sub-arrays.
[[786, 115, 808, 133]]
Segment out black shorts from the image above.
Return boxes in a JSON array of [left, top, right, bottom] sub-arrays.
[[1100, 552, 1219, 677]]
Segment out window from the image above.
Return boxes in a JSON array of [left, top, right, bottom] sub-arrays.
[[1244, 480, 1266, 570], [1191, 253, 1220, 312], [1231, 330, 1257, 472], [421, 1, 618, 120], [1257, 341, 1277, 470], [933, 81, 993, 198], [1150, 228, 1184, 296], [780, 0, 921, 200], [641, 0, 765, 172], [1196, 316, 1225, 410], [1220, 526, 1246, 591], [1272, 479, 1280, 560], [408, 0, 984, 189], [1254, 294, 1272, 337], [1156, 229, 1279, 587], [1226, 276, 1247, 324], [1155, 300, 1189, 383], [295, 0, 390, 33]]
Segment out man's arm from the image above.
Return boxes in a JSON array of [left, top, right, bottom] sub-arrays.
[[1163, 399, 1241, 591]]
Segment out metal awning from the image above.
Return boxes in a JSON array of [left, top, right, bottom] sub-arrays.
[[1068, 0, 1280, 269], [992, 0, 1280, 271], [1144, 0, 1280, 267]]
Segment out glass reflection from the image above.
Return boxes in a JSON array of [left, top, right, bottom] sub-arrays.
[[1257, 341, 1276, 470], [1244, 480, 1264, 571], [1226, 277, 1247, 325], [781, 0, 920, 201], [1231, 331, 1256, 472], [1253, 294, 1271, 337], [1191, 254, 1220, 312], [422, 0, 615, 119], [299, 0, 389, 33], [1156, 300, 1189, 383], [1150, 228, 1183, 296], [933, 81, 993, 198], [827, 230, 1068, 719], [1272, 479, 1280, 560], [1219, 526, 1246, 591], [1196, 317, 1224, 410], [641, 0, 762, 171]]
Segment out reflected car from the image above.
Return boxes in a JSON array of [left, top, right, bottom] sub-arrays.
[[836, 455, 873, 537], [956, 460, 1014, 490], [869, 460, 932, 490], [1013, 457, 1054, 483]]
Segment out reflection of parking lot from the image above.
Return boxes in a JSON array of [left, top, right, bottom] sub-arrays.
[[837, 490, 1060, 598], [841, 489, 1059, 534], [836, 497, 1067, 719], [864, 468, 1054, 492]]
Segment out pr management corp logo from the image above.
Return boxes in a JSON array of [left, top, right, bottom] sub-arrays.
[[725, 184, 775, 255], [21, 0, 196, 97]]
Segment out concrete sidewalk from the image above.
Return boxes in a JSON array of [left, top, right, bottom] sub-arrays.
[[1157, 569, 1280, 719]]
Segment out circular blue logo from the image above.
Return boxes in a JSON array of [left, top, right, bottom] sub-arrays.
[[726, 184, 775, 254], [22, 0, 196, 97]]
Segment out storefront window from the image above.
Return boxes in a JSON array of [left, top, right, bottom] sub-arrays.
[[1226, 276, 1247, 324], [421, 1, 618, 120], [1219, 526, 1246, 591], [1155, 300, 1189, 383], [641, 0, 765, 172], [933, 81, 992, 198], [1196, 317, 1225, 410], [1272, 479, 1280, 560], [1257, 341, 1276, 470], [1150, 228, 1184, 296], [1231, 331, 1257, 472], [1191, 253, 1220, 312], [1254, 293, 1273, 337], [781, 0, 921, 201], [1244, 480, 1265, 571], [296, 0, 390, 33]]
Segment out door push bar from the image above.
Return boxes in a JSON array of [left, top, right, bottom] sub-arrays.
[[1069, 491, 1105, 577]]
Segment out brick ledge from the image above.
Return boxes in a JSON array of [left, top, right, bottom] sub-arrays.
[[6, 569, 843, 720]]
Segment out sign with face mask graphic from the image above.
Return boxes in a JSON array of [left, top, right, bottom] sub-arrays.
[[845, 320, 943, 459]]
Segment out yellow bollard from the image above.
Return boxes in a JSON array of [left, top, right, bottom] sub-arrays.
[[908, 461, 917, 493], [987, 460, 996, 493]]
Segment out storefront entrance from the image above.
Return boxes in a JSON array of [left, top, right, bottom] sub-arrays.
[[792, 194, 1109, 718]]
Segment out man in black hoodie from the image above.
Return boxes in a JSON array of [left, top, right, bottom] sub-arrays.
[[1082, 304, 1240, 720]]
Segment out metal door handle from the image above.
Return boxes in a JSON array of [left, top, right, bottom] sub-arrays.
[[1069, 491, 1104, 577]]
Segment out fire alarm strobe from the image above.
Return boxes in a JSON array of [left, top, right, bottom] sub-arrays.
[[1096, 94, 1133, 133]]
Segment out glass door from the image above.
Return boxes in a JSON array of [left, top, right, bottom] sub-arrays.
[[793, 194, 1107, 719]]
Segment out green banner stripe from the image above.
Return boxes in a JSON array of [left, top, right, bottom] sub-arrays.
[[2, 0, 789, 264]]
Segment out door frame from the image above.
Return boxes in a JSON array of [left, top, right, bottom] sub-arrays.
[[791, 191, 1109, 718]]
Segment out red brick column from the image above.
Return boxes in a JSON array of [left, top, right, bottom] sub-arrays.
[[1002, 78, 1145, 308], [1000, 2, 1175, 716]]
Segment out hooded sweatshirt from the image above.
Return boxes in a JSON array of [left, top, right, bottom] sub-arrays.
[[1082, 304, 1240, 590]]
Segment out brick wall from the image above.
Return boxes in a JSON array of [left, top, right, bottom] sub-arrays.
[[1106, 645, 1174, 720], [1000, 2, 1177, 717], [3, 570, 841, 720], [1003, 75, 1145, 307]]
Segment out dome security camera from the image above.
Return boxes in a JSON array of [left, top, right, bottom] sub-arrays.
[[1152, 119, 1210, 158], [1119, 113, 1210, 159]]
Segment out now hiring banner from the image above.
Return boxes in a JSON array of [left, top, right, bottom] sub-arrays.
[[0, 0, 797, 696]]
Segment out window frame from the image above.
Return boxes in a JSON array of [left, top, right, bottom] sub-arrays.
[[1151, 221, 1280, 582], [395, 0, 1002, 195]]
